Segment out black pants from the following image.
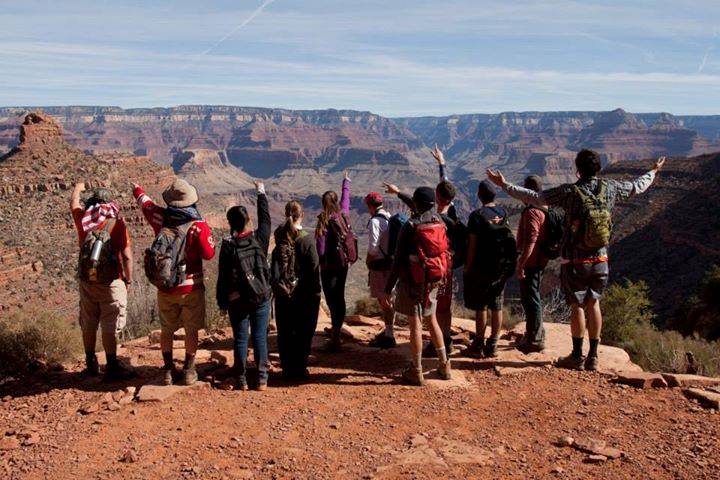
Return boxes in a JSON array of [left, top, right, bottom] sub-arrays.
[[275, 292, 320, 377], [520, 267, 545, 344], [321, 267, 348, 332]]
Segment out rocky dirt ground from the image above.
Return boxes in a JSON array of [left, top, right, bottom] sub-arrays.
[[1, 316, 719, 480]]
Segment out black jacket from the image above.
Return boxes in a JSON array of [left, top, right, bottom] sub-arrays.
[[216, 193, 271, 310]]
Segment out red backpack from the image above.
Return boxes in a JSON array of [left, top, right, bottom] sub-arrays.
[[409, 220, 451, 306]]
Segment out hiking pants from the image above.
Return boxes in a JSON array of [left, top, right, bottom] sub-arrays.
[[520, 267, 545, 344], [321, 267, 348, 332], [275, 293, 320, 377], [228, 299, 271, 383]]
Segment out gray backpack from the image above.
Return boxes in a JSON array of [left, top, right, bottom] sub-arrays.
[[78, 219, 118, 284], [144, 222, 193, 289]]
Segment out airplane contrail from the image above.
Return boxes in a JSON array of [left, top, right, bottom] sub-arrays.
[[697, 28, 718, 73], [182, 0, 277, 69]]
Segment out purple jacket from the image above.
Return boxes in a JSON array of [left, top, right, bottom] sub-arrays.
[[316, 178, 351, 258]]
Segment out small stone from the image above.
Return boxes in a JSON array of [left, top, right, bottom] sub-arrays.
[[107, 402, 121, 411], [555, 436, 574, 447], [78, 403, 100, 415], [614, 372, 668, 389], [584, 454, 608, 463], [0, 437, 20, 450], [2, 395, 11, 402], [120, 449, 138, 463], [118, 395, 134, 406], [22, 433, 40, 446]]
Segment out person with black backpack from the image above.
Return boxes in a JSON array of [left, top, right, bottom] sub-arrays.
[[271, 201, 321, 380], [463, 180, 517, 359], [315, 172, 358, 352], [487, 150, 665, 371], [382, 187, 452, 386], [216, 181, 271, 391], [133, 179, 216, 386], [515, 175, 557, 354], [71, 183, 135, 381]]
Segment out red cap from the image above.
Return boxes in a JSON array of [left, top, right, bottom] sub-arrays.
[[364, 191, 383, 207]]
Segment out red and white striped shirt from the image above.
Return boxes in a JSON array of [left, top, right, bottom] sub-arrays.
[[133, 186, 215, 295]]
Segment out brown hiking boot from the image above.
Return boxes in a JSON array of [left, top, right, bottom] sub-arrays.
[[162, 366, 176, 386], [462, 338, 485, 359], [584, 355, 599, 372], [437, 359, 452, 380], [401, 365, 426, 386], [555, 354, 585, 371]]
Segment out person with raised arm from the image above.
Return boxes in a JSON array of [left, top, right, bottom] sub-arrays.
[[486, 150, 665, 370]]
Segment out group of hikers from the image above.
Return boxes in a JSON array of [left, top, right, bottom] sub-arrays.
[[72, 146, 666, 388]]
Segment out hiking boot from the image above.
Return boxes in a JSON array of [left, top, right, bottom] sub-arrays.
[[103, 362, 136, 382], [181, 367, 198, 386], [483, 338, 498, 358], [555, 354, 586, 371], [421, 342, 437, 358], [322, 338, 342, 353], [461, 338, 485, 359], [584, 355, 599, 372], [81, 356, 100, 377], [162, 366, 177, 386], [401, 365, 426, 386], [236, 376, 249, 391], [437, 359, 452, 380], [517, 340, 545, 354], [257, 381, 268, 392], [369, 332, 397, 349]]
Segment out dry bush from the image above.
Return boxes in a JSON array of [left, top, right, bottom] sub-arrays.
[[122, 279, 160, 340], [542, 288, 571, 324], [353, 295, 383, 317], [0, 309, 82, 374]]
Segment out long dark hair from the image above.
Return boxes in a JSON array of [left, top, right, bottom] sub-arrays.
[[275, 201, 303, 244], [315, 190, 340, 238]]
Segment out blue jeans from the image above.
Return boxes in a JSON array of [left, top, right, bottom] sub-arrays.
[[228, 299, 271, 383]]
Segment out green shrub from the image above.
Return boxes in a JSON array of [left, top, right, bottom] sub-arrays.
[[0, 309, 83, 374], [602, 279, 720, 376], [353, 295, 383, 317], [669, 265, 720, 341]]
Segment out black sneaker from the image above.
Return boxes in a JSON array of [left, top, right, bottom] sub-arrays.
[[584, 355, 599, 372], [462, 338, 485, 358], [517, 341, 545, 354], [444, 337, 454, 355], [369, 333, 397, 349], [421, 342, 437, 358], [103, 362, 137, 382], [555, 354, 586, 371], [321, 338, 342, 353], [81, 356, 100, 377], [483, 338, 498, 358]]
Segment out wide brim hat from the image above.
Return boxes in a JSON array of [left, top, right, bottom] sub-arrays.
[[162, 179, 198, 208]]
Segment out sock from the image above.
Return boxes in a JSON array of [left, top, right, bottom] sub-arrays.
[[436, 347, 448, 363], [106, 353, 118, 368], [184, 353, 196, 370], [162, 352, 174, 369], [571, 337, 584, 358], [85, 351, 97, 365], [412, 350, 422, 369], [588, 338, 599, 358], [384, 324, 394, 338]]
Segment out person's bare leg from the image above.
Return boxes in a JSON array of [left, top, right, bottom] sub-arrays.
[[585, 298, 602, 366], [160, 330, 174, 361], [184, 330, 198, 367], [100, 328, 117, 357], [437, 310, 452, 340], [475, 308, 488, 341], [427, 312, 444, 349], [82, 327, 98, 357], [570, 303, 586, 338], [409, 314, 423, 368], [490, 309, 503, 339]]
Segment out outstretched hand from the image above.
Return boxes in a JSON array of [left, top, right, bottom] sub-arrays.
[[431, 144, 445, 165], [486, 169, 506, 187], [74, 182, 86, 193], [253, 179, 264, 189], [344, 170, 351, 181], [654, 156, 666, 172], [383, 182, 400, 195], [130, 182, 140, 190]]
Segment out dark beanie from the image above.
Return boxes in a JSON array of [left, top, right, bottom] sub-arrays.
[[413, 186, 435, 212], [478, 180, 496, 204]]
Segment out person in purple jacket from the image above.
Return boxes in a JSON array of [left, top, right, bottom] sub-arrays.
[[315, 171, 352, 352]]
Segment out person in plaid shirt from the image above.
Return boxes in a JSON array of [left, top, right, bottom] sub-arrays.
[[487, 149, 665, 371]]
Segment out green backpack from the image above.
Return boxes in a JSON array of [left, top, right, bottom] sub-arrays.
[[571, 180, 612, 251]]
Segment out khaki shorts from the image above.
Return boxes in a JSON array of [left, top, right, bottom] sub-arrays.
[[79, 279, 128, 334], [368, 270, 391, 299], [158, 289, 207, 334], [394, 279, 438, 318]]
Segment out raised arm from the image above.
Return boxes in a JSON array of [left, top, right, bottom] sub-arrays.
[[384, 182, 415, 212], [71, 182, 85, 212], [132, 182, 164, 233], [341, 171, 351, 214], [254, 181, 271, 254], [216, 241, 232, 311], [432, 144, 448, 181], [611, 157, 664, 200], [486, 169, 551, 208]]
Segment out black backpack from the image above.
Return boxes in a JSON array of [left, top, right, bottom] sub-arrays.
[[144, 222, 193, 289], [386, 213, 408, 259], [78, 218, 118, 284], [442, 214, 468, 269], [542, 207, 564, 260], [224, 236, 271, 306], [471, 208, 517, 281], [270, 234, 299, 298]]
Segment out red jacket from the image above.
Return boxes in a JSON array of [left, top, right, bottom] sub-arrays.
[[134, 186, 215, 294], [517, 206, 548, 269]]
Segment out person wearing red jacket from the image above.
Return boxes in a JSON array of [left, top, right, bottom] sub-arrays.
[[133, 179, 215, 385]]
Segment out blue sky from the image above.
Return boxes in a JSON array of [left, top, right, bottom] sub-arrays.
[[1, 0, 719, 116]]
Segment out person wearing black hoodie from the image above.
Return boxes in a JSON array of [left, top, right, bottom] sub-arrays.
[[217, 181, 272, 391]]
